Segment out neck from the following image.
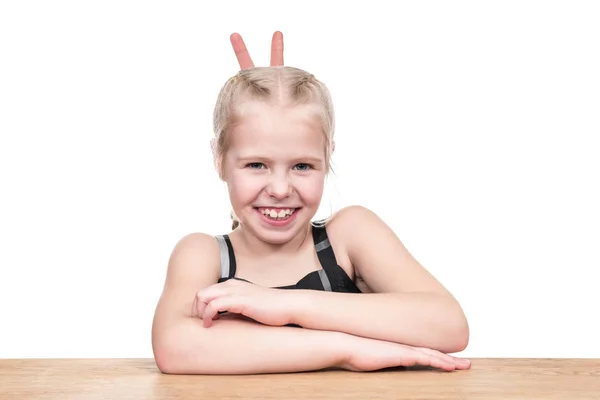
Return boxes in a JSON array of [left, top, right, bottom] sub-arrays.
[[234, 223, 313, 258]]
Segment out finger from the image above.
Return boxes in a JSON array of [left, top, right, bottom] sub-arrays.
[[447, 353, 471, 363], [230, 32, 254, 70], [196, 282, 231, 303], [447, 354, 471, 369], [202, 296, 243, 328], [415, 347, 463, 369], [191, 294, 198, 318], [413, 350, 456, 372], [420, 349, 462, 371], [195, 286, 226, 319], [195, 292, 208, 319], [417, 347, 471, 370], [270, 31, 284, 66], [399, 348, 453, 371]]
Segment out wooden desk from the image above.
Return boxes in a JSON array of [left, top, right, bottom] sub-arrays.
[[1, 359, 599, 399]]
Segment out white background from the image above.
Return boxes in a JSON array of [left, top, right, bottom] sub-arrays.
[[1, 1, 599, 359]]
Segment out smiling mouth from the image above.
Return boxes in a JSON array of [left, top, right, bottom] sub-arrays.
[[255, 207, 299, 220]]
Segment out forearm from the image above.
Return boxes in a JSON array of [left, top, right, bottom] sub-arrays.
[[290, 291, 469, 353], [154, 315, 348, 374]]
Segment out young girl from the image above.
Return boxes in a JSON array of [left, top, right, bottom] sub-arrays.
[[151, 32, 471, 375]]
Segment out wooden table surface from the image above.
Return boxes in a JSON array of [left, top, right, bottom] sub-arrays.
[[1, 358, 599, 399]]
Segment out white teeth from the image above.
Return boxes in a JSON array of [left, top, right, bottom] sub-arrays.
[[259, 207, 296, 220]]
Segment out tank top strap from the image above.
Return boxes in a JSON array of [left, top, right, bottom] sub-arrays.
[[215, 234, 237, 282], [312, 224, 339, 291]]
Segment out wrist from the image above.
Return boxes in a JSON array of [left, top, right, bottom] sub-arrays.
[[330, 331, 356, 370]]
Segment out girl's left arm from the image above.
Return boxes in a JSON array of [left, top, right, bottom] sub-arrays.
[[288, 206, 470, 354]]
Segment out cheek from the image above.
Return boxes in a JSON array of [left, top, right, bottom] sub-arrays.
[[295, 175, 325, 205], [227, 172, 262, 204]]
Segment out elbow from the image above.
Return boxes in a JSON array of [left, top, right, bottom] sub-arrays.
[[154, 344, 201, 375], [459, 322, 470, 351], [153, 341, 183, 374], [448, 329, 469, 353], [154, 355, 175, 374], [446, 314, 470, 353], [152, 329, 197, 374], [432, 299, 470, 353], [152, 332, 212, 375], [155, 354, 178, 375]]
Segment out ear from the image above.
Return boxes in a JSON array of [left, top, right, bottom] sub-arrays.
[[332, 140, 336, 154]]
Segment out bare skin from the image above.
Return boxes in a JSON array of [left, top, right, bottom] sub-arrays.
[[230, 31, 284, 69]]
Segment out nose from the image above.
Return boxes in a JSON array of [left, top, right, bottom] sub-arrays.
[[265, 171, 292, 200]]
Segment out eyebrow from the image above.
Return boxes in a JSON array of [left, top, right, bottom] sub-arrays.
[[237, 155, 325, 164]]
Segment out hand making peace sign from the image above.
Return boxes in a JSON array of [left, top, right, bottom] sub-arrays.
[[230, 31, 284, 70]]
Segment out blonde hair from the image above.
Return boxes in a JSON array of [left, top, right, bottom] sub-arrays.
[[211, 66, 336, 230]]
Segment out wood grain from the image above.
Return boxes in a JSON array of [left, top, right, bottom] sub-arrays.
[[1, 358, 599, 399]]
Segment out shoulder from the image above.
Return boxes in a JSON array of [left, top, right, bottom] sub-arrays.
[[326, 205, 453, 296], [163, 232, 222, 290], [326, 205, 386, 242], [328, 204, 380, 224], [326, 204, 393, 256], [154, 232, 222, 325], [320, 206, 386, 280], [170, 232, 220, 260]]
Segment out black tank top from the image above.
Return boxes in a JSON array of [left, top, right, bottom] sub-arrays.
[[215, 224, 361, 293]]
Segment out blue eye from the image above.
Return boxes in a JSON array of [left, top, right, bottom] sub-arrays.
[[247, 162, 265, 169], [294, 163, 311, 171]]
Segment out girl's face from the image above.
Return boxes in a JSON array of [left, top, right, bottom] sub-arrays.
[[222, 101, 327, 244]]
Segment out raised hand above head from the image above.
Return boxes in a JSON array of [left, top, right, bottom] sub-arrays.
[[230, 31, 284, 70]]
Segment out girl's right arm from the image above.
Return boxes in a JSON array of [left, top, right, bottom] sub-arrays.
[[151, 233, 348, 374]]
